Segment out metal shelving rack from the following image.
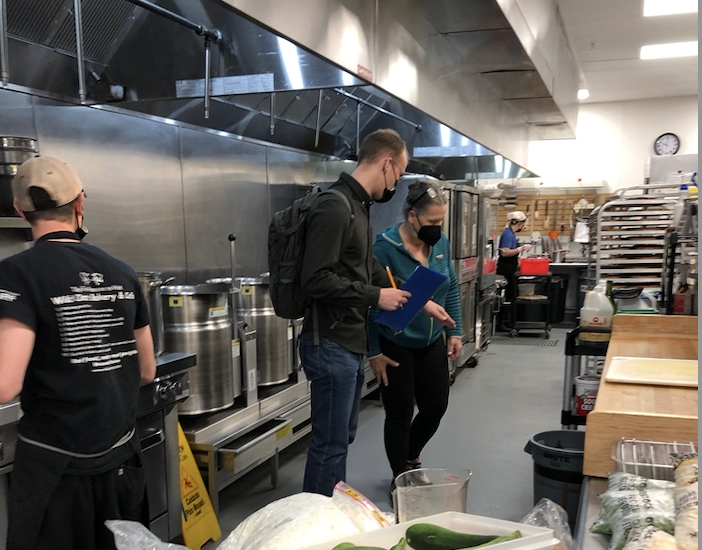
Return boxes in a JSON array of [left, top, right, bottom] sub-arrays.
[[588, 183, 678, 293], [661, 232, 698, 314], [561, 326, 610, 429], [512, 273, 551, 338]]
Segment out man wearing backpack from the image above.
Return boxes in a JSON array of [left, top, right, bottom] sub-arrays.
[[298, 128, 448, 496]]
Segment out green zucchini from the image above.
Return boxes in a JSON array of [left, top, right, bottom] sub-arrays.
[[390, 537, 407, 550], [457, 530, 522, 549], [405, 523, 500, 550]]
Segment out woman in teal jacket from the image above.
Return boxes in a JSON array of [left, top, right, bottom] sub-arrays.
[[368, 178, 462, 495]]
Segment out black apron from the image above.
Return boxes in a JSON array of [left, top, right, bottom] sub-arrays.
[[7, 440, 72, 550]]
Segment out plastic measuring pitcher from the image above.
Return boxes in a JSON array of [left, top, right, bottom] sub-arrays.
[[394, 468, 471, 523]]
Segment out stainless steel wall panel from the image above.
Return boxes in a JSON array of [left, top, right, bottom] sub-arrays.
[[31, 97, 187, 278], [0, 89, 36, 137], [179, 128, 268, 282], [0, 90, 37, 259], [0, 89, 346, 285], [266, 148, 329, 186]]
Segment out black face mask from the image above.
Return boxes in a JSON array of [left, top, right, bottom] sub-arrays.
[[375, 186, 397, 203], [417, 224, 441, 246], [76, 213, 89, 240]]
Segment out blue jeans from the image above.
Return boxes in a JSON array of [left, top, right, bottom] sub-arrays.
[[299, 332, 365, 496]]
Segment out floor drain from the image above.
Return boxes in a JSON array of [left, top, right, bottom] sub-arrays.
[[491, 337, 558, 347]]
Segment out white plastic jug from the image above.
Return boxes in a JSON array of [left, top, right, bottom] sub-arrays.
[[580, 283, 614, 342]]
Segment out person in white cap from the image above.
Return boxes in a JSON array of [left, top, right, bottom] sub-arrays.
[[0, 156, 156, 550], [496, 210, 531, 330]]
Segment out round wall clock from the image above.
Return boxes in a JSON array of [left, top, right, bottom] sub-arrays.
[[654, 133, 680, 155]]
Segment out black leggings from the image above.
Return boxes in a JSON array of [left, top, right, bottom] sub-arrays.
[[378, 334, 450, 478]]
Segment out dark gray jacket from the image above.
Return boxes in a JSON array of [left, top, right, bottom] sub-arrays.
[[300, 172, 390, 354]]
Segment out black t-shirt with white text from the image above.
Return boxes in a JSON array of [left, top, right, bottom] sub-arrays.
[[0, 232, 150, 473]]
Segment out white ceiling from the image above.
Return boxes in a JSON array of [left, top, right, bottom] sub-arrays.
[[556, 0, 698, 103]]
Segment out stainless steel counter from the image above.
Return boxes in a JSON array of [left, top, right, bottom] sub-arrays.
[[575, 477, 609, 550], [0, 401, 20, 430]]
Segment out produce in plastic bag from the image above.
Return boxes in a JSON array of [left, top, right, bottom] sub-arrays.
[[621, 525, 676, 550], [607, 473, 675, 492], [218, 482, 388, 550], [105, 520, 189, 550], [591, 473, 675, 535], [520, 498, 573, 550], [598, 489, 675, 550], [672, 455, 698, 550], [672, 453, 698, 487]]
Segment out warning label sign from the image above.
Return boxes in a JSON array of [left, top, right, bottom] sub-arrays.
[[177, 423, 221, 550]]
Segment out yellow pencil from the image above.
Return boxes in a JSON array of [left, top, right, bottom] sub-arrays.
[[385, 266, 398, 289]]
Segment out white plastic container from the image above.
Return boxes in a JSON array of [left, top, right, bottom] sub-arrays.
[[304, 511, 556, 550], [579, 283, 614, 342]]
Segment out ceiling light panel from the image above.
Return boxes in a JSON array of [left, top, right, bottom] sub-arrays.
[[643, 0, 698, 17], [640, 41, 698, 59]]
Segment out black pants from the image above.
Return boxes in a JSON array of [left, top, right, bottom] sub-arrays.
[[496, 263, 518, 328], [378, 334, 450, 478], [8, 442, 147, 550]]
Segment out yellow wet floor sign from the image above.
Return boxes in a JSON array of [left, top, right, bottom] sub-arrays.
[[178, 423, 221, 549]]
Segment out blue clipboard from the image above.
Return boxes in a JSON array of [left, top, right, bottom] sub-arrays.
[[375, 265, 448, 331]]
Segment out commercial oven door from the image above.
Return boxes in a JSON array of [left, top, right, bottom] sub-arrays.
[[137, 411, 168, 540], [469, 192, 479, 257], [459, 279, 477, 345], [453, 190, 474, 259]]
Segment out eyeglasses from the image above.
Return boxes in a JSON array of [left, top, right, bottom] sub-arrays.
[[408, 185, 438, 211], [390, 159, 407, 181]]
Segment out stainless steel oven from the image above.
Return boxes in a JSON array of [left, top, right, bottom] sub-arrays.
[[0, 400, 20, 550], [136, 353, 194, 542]]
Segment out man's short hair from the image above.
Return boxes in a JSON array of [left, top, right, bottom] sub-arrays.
[[357, 129, 407, 164], [13, 156, 83, 213]]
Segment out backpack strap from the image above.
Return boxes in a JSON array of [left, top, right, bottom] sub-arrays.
[[324, 188, 355, 220]]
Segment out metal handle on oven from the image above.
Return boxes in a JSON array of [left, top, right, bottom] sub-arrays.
[[139, 429, 164, 452], [233, 422, 288, 455]]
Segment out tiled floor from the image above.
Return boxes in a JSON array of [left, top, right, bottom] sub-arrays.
[[204, 327, 572, 548]]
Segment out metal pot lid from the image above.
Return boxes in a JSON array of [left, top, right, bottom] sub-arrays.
[[235, 276, 269, 286], [0, 137, 38, 151], [137, 271, 163, 279], [161, 283, 230, 295], [206, 277, 232, 285]]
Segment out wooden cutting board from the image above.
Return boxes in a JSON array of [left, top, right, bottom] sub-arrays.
[[605, 356, 698, 387], [583, 314, 698, 478]]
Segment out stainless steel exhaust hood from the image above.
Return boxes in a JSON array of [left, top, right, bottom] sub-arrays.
[[0, 0, 572, 179]]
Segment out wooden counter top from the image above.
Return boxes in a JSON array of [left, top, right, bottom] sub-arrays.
[[582, 314, 698, 478]]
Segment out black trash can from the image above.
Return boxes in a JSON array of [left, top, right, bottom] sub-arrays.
[[524, 430, 585, 528], [548, 276, 567, 325]]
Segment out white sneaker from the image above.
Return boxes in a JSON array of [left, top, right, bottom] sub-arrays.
[[405, 462, 432, 486]]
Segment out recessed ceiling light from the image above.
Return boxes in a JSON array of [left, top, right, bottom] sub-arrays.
[[640, 41, 698, 59], [577, 88, 590, 100], [643, 0, 698, 17]]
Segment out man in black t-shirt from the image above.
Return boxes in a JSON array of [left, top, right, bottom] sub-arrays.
[[0, 156, 156, 550]]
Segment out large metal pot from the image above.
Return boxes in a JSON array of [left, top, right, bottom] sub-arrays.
[[0, 137, 38, 216], [550, 250, 568, 263], [162, 284, 238, 415], [136, 272, 173, 357], [235, 275, 292, 386]]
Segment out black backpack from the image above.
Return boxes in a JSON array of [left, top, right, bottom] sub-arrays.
[[268, 188, 354, 319]]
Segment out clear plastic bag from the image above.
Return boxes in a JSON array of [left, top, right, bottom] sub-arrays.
[[218, 482, 389, 550], [105, 520, 189, 550], [521, 498, 574, 550]]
